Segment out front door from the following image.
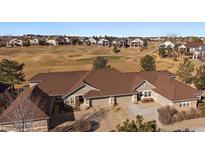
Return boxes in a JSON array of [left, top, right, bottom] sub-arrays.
[[75, 95, 84, 106], [137, 92, 143, 101]]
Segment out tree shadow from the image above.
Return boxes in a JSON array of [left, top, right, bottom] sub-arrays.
[[49, 104, 75, 129], [51, 107, 109, 132]]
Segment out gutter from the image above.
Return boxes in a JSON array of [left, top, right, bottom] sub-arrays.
[[84, 92, 138, 99]]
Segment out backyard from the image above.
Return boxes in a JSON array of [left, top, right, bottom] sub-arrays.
[[0, 42, 181, 84]]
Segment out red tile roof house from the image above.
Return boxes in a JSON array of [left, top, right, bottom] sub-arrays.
[[28, 69, 201, 112]]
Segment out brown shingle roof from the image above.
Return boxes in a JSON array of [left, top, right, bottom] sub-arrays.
[[30, 71, 89, 96], [83, 69, 137, 98], [134, 71, 200, 101], [153, 74, 201, 101], [0, 86, 52, 124], [29, 69, 200, 102], [186, 41, 204, 48]]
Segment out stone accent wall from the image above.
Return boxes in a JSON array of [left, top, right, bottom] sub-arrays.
[[0, 119, 48, 132]]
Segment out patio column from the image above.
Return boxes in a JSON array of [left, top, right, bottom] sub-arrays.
[[74, 96, 77, 106], [192, 53, 195, 60], [84, 99, 90, 107]]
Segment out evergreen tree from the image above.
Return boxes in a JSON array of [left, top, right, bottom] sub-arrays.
[[92, 56, 111, 70], [140, 55, 156, 71], [116, 115, 159, 132], [0, 59, 25, 89], [176, 58, 194, 83], [158, 48, 167, 58], [194, 64, 205, 90]]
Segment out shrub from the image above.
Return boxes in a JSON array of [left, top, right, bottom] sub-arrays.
[[176, 58, 194, 83], [111, 103, 121, 112], [158, 106, 201, 125], [198, 102, 205, 117], [194, 64, 205, 90], [174, 128, 195, 132], [188, 108, 200, 119], [158, 48, 167, 58], [141, 98, 154, 103], [116, 115, 160, 132], [157, 106, 178, 125], [140, 55, 156, 71], [92, 56, 111, 70], [172, 53, 178, 61], [113, 45, 120, 53]]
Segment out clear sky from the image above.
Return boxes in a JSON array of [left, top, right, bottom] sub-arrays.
[[0, 22, 205, 37]]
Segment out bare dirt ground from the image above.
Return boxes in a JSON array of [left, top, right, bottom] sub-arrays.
[[48, 103, 205, 132]]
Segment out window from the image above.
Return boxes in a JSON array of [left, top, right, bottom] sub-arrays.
[[180, 102, 189, 107], [148, 91, 151, 97], [144, 91, 147, 97], [183, 102, 186, 107]]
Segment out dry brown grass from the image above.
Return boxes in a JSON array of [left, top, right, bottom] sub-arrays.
[[0, 42, 182, 85]]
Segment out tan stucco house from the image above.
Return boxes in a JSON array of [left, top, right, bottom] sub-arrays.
[[29, 69, 201, 111]]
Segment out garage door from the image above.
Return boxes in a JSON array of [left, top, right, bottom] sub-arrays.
[[115, 95, 133, 106], [90, 97, 109, 107]]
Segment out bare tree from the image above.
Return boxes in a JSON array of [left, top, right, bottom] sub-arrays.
[[166, 33, 177, 44], [1, 89, 43, 132]]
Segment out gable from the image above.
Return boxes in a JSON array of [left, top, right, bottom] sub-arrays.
[[63, 83, 98, 100], [135, 80, 155, 91], [72, 84, 97, 96]]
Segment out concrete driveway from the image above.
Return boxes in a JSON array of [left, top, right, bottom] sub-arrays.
[[127, 102, 161, 122]]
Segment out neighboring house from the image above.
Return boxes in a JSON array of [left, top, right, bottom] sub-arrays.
[[38, 37, 47, 45], [186, 41, 204, 53], [78, 37, 85, 45], [112, 38, 127, 48], [70, 37, 83, 45], [46, 38, 58, 46], [192, 45, 205, 60], [29, 69, 201, 111], [98, 38, 110, 46], [160, 41, 175, 49], [89, 37, 97, 45], [129, 38, 144, 48], [0, 86, 53, 132], [21, 37, 31, 46], [56, 36, 72, 45], [178, 44, 187, 54], [29, 38, 39, 46], [84, 37, 97, 46], [7, 38, 23, 47], [0, 38, 8, 47]]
